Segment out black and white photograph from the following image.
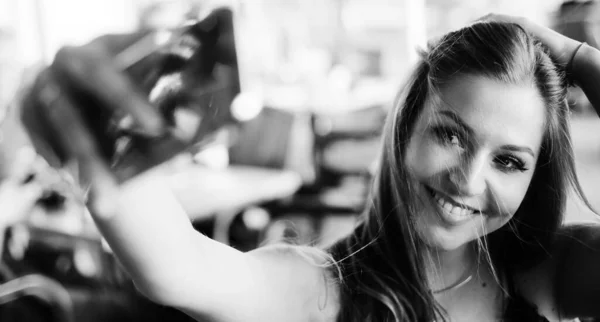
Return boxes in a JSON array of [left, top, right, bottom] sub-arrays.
[[0, 0, 599, 321]]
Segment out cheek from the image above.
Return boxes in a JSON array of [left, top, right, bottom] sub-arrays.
[[405, 133, 457, 179], [474, 178, 532, 239], [490, 175, 533, 218]]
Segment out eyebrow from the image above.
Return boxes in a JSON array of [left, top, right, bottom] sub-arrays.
[[437, 110, 473, 136], [500, 145, 535, 158], [436, 110, 536, 158]]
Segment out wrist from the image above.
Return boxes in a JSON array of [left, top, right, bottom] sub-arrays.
[[567, 42, 586, 75], [569, 43, 594, 86]]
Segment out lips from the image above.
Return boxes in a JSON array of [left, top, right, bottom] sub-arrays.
[[424, 186, 482, 225]]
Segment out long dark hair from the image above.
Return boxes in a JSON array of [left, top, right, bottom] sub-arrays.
[[328, 21, 592, 321]]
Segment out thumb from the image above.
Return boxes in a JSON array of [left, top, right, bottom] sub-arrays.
[[84, 159, 119, 220]]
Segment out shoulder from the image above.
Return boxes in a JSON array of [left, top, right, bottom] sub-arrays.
[[513, 255, 559, 320], [174, 242, 341, 322], [245, 244, 341, 321], [514, 224, 600, 321]]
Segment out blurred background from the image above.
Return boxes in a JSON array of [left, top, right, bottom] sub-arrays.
[[0, 0, 599, 321]]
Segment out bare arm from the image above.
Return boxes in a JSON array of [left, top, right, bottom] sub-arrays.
[[85, 175, 339, 321], [96, 172, 250, 307], [480, 13, 600, 113], [571, 44, 600, 115], [19, 41, 216, 307], [532, 20, 600, 319], [21, 34, 338, 321]]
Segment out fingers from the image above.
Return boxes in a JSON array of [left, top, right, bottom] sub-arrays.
[[475, 13, 494, 22], [20, 32, 172, 217], [476, 13, 524, 25], [52, 45, 165, 137], [32, 70, 119, 218]]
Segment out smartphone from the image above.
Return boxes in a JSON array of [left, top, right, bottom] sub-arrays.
[[22, 7, 241, 183], [111, 7, 242, 181]]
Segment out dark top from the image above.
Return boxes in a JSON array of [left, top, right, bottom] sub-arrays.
[[328, 235, 552, 321], [503, 294, 549, 322], [502, 268, 550, 322]]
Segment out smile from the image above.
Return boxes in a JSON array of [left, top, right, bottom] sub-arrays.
[[425, 186, 482, 225]]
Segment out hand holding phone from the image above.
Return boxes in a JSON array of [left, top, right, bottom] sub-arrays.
[[19, 8, 240, 217]]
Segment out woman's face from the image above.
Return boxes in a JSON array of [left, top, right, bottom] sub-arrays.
[[404, 75, 546, 251]]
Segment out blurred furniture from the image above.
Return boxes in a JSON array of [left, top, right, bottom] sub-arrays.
[[273, 105, 384, 214], [168, 165, 302, 221], [0, 274, 74, 322], [228, 107, 297, 170], [165, 102, 384, 250], [222, 104, 384, 249], [168, 164, 302, 247], [1, 225, 195, 322], [311, 105, 384, 192]]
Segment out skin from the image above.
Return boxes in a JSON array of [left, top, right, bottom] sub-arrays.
[[405, 76, 545, 252], [18, 12, 600, 322], [402, 75, 547, 320]]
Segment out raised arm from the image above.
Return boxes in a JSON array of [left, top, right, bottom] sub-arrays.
[[480, 13, 600, 113], [19, 33, 336, 322], [481, 13, 600, 319], [516, 16, 600, 114], [20, 33, 248, 314], [571, 43, 600, 115], [518, 18, 600, 319]]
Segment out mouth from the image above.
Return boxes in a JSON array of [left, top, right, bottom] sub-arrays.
[[424, 185, 483, 225]]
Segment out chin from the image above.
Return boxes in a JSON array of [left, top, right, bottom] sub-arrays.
[[415, 208, 511, 253], [413, 203, 482, 252], [417, 223, 474, 251]]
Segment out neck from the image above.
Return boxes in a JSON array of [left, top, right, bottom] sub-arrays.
[[424, 242, 476, 293]]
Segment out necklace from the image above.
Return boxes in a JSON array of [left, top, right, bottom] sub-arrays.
[[431, 266, 474, 294]]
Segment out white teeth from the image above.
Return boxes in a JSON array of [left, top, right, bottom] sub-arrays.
[[433, 191, 475, 218], [450, 206, 463, 216], [443, 202, 453, 213]]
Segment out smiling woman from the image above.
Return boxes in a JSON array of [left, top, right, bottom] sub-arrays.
[[329, 20, 592, 322], [17, 10, 600, 322], [408, 75, 546, 251]]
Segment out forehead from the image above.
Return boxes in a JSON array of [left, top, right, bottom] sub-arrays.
[[424, 75, 546, 152]]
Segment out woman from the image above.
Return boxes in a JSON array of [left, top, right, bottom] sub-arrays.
[[330, 16, 593, 322], [20, 13, 600, 321]]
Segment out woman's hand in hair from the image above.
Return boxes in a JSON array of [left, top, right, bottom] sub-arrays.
[[478, 13, 581, 68]]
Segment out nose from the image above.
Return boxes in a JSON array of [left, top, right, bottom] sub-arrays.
[[448, 153, 487, 197]]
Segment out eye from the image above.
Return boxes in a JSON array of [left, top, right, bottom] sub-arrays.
[[432, 126, 465, 150], [494, 154, 528, 173]]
